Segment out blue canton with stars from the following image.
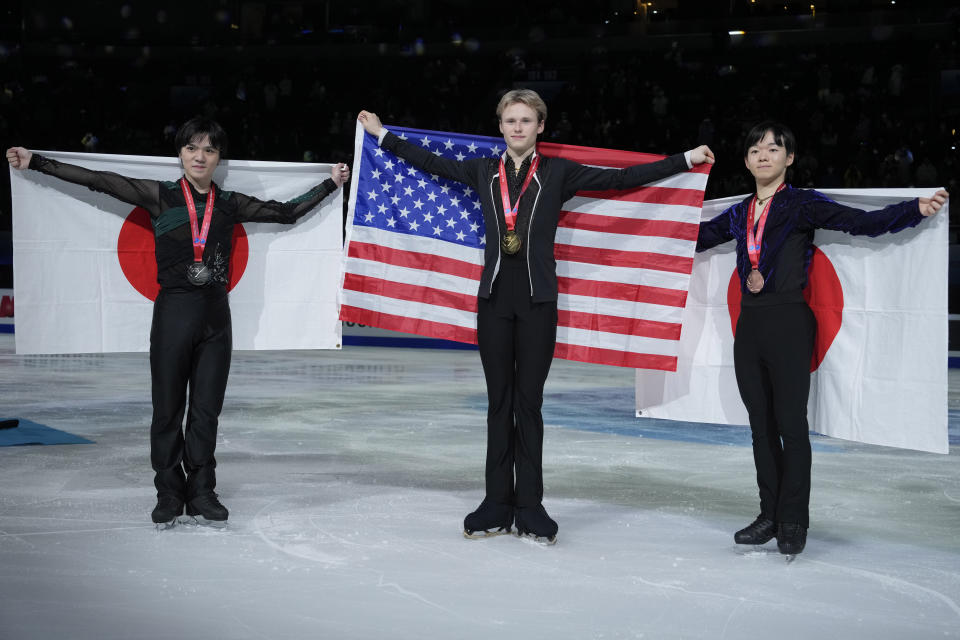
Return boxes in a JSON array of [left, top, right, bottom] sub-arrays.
[[354, 126, 511, 248]]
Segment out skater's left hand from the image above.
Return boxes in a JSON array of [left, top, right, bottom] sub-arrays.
[[689, 145, 715, 166], [919, 189, 948, 217], [331, 162, 350, 187]]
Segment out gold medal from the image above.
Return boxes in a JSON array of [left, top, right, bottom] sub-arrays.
[[747, 269, 764, 293], [501, 230, 522, 255]]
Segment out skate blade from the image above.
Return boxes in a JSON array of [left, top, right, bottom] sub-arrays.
[[515, 532, 557, 546], [784, 554, 798, 564], [185, 514, 228, 529], [463, 526, 511, 539], [154, 519, 179, 531], [734, 545, 777, 557]]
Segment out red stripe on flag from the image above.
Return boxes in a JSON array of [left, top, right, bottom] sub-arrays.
[[555, 244, 694, 274], [558, 276, 688, 307], [554, 342, 678, 371], [348, 241, 483, 280], [539, 141, 712, 175], [340, 305, 478, 344], [540, 140, 663, 167], [343, 273, 478, 312], [576, 187, 706, 207], [558, 309, 682, 340], [558, 210, 700, 241]]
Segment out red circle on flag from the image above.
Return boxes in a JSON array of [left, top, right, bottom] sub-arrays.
[[117, 207, 249, 301], [726, 245, 843, 372]]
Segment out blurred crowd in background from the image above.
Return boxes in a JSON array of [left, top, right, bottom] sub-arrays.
[[1, 0, 958, 289]]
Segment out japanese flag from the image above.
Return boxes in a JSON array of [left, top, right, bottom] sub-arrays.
[[635, 188, 948, 454], [11, 151, 343, 354]]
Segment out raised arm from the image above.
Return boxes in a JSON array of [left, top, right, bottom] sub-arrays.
[[231, 163, 348, 224], [357, 110, 481, 189], [7, 146, 161, 214], [803, 189, 946, 237], [559, 145, 714, 199]]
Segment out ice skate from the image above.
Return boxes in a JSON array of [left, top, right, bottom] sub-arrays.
[[151, 494, 184, 529], [186, 493, 229, 528], [777, 522, 806, 557], [463, 498, 513, 538], [514, 504, 557, 545], [734, 516, 776, 545]]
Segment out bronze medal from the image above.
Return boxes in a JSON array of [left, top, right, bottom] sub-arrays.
[[747, 269, 764, 293], [501, 230, 522, 255]]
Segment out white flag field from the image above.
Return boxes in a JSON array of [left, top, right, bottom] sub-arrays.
[[636, 188, 949, 454], [11, 151, 343, 354]]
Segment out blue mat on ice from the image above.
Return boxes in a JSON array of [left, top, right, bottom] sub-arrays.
[[0, 419, 94, 447]]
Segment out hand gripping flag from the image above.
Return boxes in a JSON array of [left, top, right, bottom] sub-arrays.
[[340, 124, 711, 370]]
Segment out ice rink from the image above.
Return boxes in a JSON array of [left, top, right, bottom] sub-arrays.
[[1, 332, 958, 639]]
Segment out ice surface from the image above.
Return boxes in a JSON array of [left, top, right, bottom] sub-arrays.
[[0, 333, 957, 639]]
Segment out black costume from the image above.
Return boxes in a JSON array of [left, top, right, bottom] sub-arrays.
[[379, 131, 691, 526], [28, 154, 338, 504], [696, 185, 924, 527]]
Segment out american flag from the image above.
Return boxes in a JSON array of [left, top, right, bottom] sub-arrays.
[[340, 124, 710, 370]]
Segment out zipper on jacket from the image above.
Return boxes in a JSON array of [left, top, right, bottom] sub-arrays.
[[526, 172, 543, 296], [487, 173, 501, 295]]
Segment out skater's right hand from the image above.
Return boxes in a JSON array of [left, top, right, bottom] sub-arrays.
[[357, 111, 386, 139], [6, 147, 32, 170]]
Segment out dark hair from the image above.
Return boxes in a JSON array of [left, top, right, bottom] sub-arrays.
[[742, 121, 795, 157], [175, 117, 228, 158]]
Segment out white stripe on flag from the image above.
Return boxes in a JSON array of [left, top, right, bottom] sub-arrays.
[[563, 196, 705, 222], [647, 171, 711, 190], [346, 259, 480, 300], [554, 227, 696, 257], [558, 294, 684, 324], [349, 225, 484, 264], [559, 326, 681, 356], [344, 290, 477, 330], [556, 261, 692, 291]]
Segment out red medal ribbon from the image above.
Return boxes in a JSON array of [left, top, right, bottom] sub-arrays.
[[746, 183, 785, 270], [180, 178, 216, 263], [498, 154, 540, 231]]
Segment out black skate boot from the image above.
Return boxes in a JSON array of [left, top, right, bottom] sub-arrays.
[[514, 504, 558, 545], [734, 516, 777, 545], [463, 499, 513, 539], [186, 493, 229, 527], [776, 522, 807, 556], [151, 494, 184, 528]]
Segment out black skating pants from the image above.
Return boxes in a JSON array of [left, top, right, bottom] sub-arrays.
[[734, 302, 815, 527], [476, 261, 557, 508], [149, 287, 232, 500]]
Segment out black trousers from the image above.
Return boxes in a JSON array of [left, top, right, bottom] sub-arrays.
[[149, 286, 232, 500], [476, 261, 557, 508], [733, 302, 816, 527]]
